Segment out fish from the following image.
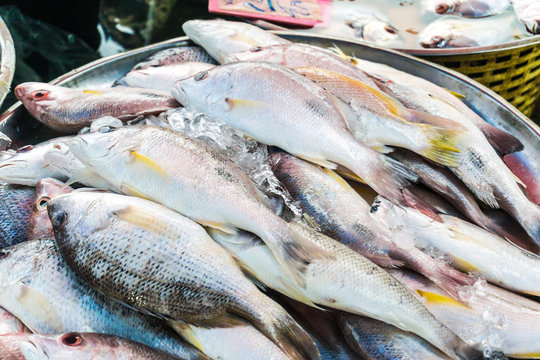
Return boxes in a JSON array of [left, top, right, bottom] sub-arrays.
[[0, 239, 208, 359], [294, 67, 465, 168], [66, 125, 330, 291], [338, 313, 447, 359], [423, 0, 510, 17], [345, 11, 404, 47], [3, 332, 181, 360], [207, 228, 476, 359], [169, 320, 290, 360], [342, 56, 540, 244], [371, 196, 540, 297], [123, 62, 216, 93], [131, 46, 217, 70], [173, 62, 417, 206], [271, 152, 474, 299], [513, 0, 540, 34], [0, 182, 34, 248], [27, 178, 73, 241], [392, 269, 540, 357], [0, 307, 29, 335], [418, 15, 514, 48], [0, 137, 115, 190], [182, 19, 290, 64], [48, 191, 320, 360], [14, 82, 179, 133]]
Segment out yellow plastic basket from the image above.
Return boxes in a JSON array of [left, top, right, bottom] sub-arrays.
[[403, 37, 540, 118]]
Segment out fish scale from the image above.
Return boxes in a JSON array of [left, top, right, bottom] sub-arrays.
[[0, 182, 34, 248]]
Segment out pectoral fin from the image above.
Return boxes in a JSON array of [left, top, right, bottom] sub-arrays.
[[417, 289, 470, 309]]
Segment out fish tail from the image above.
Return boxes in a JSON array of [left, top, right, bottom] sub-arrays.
[[236, 297, 320, 360], [419, 125, 464, 168], [263, 221, 334, 289], [479, 123, 523, 155]]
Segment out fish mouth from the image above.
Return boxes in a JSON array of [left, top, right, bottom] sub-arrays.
[[19, 339, 49, 360], [420, 36, 447, 48]]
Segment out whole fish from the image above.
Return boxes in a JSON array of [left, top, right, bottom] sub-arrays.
[[4, 332, 180, 360], [0, 137, 115, 190], [182, 19, 290, 64], [123, 62, 215, 93], [207, 228, 475, 359], [345, 11, 404, 47], [418, 15, 514, 48], [423, 0, 510, 17], [173, 62, 417, 205], [27, 178, 73, 241], [0, 182, 34, 248], [392, 269, 540, 357], [295, 67, 465, 168], [131, 46, 217, 70], [513, 0, 540, 34], [66, 125, 329, 291], [0, 307, 29, 335], [343, 56, 540, 244], [169, 320, 290, 360], [371, 196, 540, 297], [271, 152, 473, 299], [338, 314, 447, 359], [0, 239, 207, 360], [14, 82, 179, 133], [48, 192, 319, 360]]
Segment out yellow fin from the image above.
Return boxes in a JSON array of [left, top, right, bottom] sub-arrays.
[[336, 167, 366, 184], [225, 98, 268, 110], [198, 220, 237, 235], [420, 126, 463, 167], [130, 151, 169, 180], [230, 33, 259, 47], [113, 204, 178, 239], [168, 320, 205, 354], [320, 167, 354, 191], [510, 352, 540, 359], [120, 183, 152, 201], [296, 155, 338, 170], [278, 279, 323, 310], [451, 255, 481, 273], [446, 89, 466, 99], [417, 289, 470, 309], [83, 89, 103, 95]]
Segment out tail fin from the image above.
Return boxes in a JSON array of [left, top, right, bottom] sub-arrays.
[[419, 125, 464, 167], [479, 123, 523, 155], [237, 299, 321, 360], [264, 221, 334, 288]]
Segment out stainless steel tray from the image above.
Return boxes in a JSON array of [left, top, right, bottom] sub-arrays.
[[0, 33, 538, 182]]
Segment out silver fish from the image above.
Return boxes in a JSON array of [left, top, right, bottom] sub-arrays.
[[338, 314, 447, 359], [14, 82, 179, 133], [182, 19, 290, 64], [513, 0, 540, 34], [345, 11, 404, 47], [131, 46, 217, 70], [0, 239, 207, 360], [0, 182, 34, 248], [423, 0, 510, 17], [48, 191, 320, 360]]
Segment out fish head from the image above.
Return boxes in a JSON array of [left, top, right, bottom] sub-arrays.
[[426, 0, 458, 15], [21, 333, 103, 360], [27, 178, 73, 241], [182, 19, 287, 63], [361, 21, 404, 47], [14, 83, 66, 121], [418, 21, 454, 48], [47, 192, 112, 243], [0, 143, 55, 186]]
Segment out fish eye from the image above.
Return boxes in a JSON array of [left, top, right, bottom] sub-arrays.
[[250, 46, 262, 52], [31, 90, 49, 99], [0, 250, 9, 259], [16, 145, 34, 153], [435, 4, 450, 14], [99, 126, 114, 133], [51, 211, 68, 229], [194, 71, 208, 81], [38, 197, 50, 209], [385, 26, 398, 35], [61, 333, 83, 347], [370, 201, 382, 214]]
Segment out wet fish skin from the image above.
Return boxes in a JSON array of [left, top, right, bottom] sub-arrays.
[[345, 11, 404, 47], [14, 82, 179, 133], [174, 61, 416, 205], [0, 239, 208, 360], [338, 313, 447, 359], [0, 132, 12, 151], [182, 19, 290, 64], [0, 182, 34, 248], [423, 0, 510, 17], [0, 306, 29, 335], [48, 191, 320, 360], [27, 178, 73, 241], [19, 332, 181, 360], [392, 269, 540, 357], [513, 0, 540, 34], [132, 46, 217, 70], [124, 62, 215, 93]]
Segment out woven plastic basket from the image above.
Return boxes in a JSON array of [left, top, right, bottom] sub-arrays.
[[402, 37, 540, 118]]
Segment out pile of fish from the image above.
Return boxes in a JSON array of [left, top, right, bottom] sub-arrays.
[[0, 18, 538, 359]]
